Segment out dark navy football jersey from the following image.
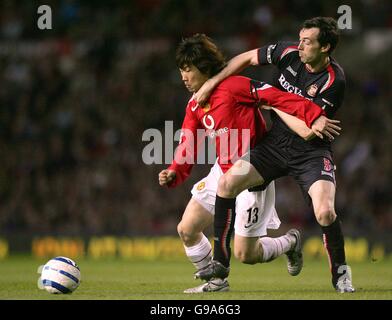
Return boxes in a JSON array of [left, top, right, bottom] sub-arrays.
[[258, 41, 346, 149]]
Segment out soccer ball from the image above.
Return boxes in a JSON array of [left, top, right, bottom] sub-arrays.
[[40, 256, 81, 294]]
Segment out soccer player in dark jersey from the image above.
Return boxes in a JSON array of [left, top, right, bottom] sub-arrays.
[[158, 33, 340, 293], [194, 17, 355, 293]]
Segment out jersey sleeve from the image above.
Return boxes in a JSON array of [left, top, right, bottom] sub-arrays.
[[257, 41, 299, 68], [250, 80, 326, 127], [167, 102, 203, 188], [312, 78, 345, 118]]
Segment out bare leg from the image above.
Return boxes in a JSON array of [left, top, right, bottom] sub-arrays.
[[177, 198, 214, 270], [308, 180, 353, 291]]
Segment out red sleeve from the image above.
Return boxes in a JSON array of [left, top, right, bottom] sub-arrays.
[[250, 80, 326, 127], [167, 102, 203, 188]]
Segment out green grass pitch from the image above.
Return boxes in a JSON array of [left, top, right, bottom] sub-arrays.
[[0, 255, 391, 300]]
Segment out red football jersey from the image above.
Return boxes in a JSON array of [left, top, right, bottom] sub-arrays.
[[168, 76, 324, 187]]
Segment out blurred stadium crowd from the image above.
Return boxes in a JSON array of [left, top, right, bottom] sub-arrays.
[[0, 0, 391, 243]]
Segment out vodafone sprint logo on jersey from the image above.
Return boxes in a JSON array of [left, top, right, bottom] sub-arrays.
[[202, 114, 215, 129], [202, 115, 229, 138]]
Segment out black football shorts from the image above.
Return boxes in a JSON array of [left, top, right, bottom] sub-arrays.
[[247, 131, 336, 206]]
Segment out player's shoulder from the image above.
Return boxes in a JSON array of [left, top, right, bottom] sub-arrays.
[[217, 75, 250, 91], [260, 40, 299, 64], [276, 41, 299, 58], [208, 76, 250, 103], [329, 58, 346, 83], [318, 59, 345, 94]]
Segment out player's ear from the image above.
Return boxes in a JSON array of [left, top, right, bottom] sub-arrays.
[[321, 43, 331, 54]]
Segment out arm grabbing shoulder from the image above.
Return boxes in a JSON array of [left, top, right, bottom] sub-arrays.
[[195, 49, 259, 105]]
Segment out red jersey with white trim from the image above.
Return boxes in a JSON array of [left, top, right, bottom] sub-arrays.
[[168, 75, 324, 187], [258, 41, 346, 150]]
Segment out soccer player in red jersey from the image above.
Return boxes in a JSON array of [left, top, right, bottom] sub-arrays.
[[158, 34, 340, 293], [194, 17, 355, 293]]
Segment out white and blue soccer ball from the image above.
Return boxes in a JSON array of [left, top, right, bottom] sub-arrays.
[[40, 256, 81, 294]]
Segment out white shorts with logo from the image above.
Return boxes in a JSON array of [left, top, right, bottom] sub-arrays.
[[191, 161, 280, 237]]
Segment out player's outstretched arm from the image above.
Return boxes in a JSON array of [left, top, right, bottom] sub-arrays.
[[268, 107, 313, 140], [267, 107, 341, 141], [195, 49, 259, 105]]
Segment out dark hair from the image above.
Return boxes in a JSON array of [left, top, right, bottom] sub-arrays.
[[175, 33, 226, 77], [302, 17, 339, 54]]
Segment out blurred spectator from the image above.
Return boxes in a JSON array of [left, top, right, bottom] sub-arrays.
[[0, 0, 391, 241]]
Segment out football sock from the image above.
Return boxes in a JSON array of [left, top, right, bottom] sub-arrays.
[[184, 234, 212, 271], [321, 218, 346, 285], [258, 235, 294, 262], [213, 195, 236, 268]]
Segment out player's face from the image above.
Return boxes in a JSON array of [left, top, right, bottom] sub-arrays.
[[298, 28, 325, 64], [179, 65, 209, 93]]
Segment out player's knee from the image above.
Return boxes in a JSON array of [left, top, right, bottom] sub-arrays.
[[218, 174, 240, 198], [177, 222, 198, 246], [234, 248, 257, 265], [315, 207, 336, 226]]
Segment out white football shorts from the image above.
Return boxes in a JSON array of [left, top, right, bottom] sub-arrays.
[[191, 160, 280, 237]]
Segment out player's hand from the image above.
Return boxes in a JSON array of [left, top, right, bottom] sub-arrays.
[[311, 115, 341, 141], [158, 169, 176, 186], [195, 78, 216, 106]]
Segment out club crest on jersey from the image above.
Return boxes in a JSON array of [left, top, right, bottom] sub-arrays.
[[202, 103, 210, 113], [306, 84, 318, 97], [323, 158, 332, 171], [196, 181, 205, 191]]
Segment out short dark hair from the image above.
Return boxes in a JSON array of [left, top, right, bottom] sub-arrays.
[[302, 17, 339, 54], [176, 34, 226, 77]]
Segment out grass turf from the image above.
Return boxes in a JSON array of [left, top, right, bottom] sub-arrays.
[[0, 255, 391, 300]]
